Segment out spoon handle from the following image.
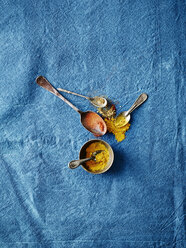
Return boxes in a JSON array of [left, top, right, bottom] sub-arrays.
[[36, 76, 82, 114], [125, 93, 148, 116], [57, 88, 89, 100], [68, 157, 93, 169]]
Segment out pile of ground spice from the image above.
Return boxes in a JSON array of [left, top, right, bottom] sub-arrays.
[[85, 142, 109, 172], [97, 104, 116, 118], [104, 117, 130, 142], [95, 98, 130, 142]]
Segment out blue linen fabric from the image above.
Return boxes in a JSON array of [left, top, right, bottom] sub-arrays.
[[0, 0, 185, 247]]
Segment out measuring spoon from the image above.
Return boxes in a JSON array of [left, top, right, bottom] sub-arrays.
[[115, 93, 148, 127], [57, 87, 107, 108], [36, 76, 107, 136]]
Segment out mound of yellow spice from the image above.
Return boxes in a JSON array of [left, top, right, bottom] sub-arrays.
[[104, 117, 130, 142], [85, 142, 109, 173]]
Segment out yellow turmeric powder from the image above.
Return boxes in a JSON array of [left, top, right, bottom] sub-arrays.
[[85, 142, 109, 172], [104, 117, 130, 142]]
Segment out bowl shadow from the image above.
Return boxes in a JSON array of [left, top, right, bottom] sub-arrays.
[[105, 149, 126, 175]]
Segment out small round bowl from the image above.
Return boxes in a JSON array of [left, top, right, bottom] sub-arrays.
[[79, 139, 114, 174]]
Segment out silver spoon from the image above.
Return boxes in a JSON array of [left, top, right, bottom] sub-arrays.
[[68, 150, 103, 169], [57, 87, 107, 108], [115, 93, 148, 127], [36, 76, 107, 136]]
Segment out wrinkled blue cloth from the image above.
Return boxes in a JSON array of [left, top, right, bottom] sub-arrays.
[[0, 0, 185, 247]]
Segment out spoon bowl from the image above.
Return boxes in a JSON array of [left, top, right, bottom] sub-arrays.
[[81, 111, 107, 136], [89, 96, 107, 108], [115, 111, 131, 127]]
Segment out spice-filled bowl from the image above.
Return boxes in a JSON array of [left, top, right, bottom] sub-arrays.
[[79, 139, 114, 174]]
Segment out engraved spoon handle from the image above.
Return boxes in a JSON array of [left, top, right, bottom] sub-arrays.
[[125, 93, 148, 116], [68, 157, 93, 169], [57, 88, 89, 100], [36, 76, 82, 114]]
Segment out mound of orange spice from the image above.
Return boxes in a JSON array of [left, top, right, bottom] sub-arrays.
[[104, 116, 130, 142], [85, 142, 109, 173]]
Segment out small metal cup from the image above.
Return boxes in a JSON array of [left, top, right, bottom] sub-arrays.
[[79, 139, 114, 174]]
